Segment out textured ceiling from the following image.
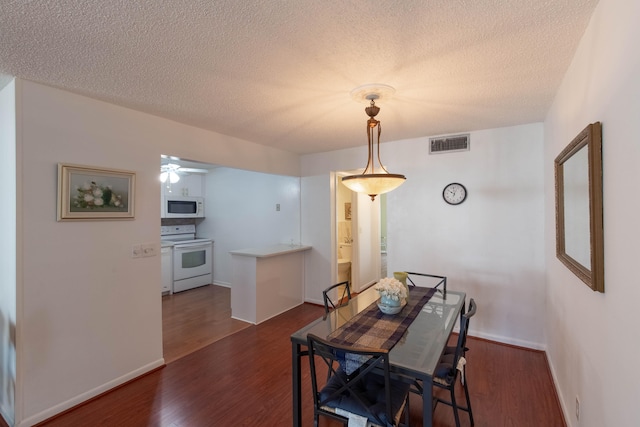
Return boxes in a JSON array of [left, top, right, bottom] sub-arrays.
[[0, 1, 599, 155]]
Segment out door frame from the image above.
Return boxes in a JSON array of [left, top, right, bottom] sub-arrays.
[[333, 172, 381, 292]]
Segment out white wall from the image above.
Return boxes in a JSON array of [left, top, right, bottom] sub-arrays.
[[199, 167, 301, 287], [388, 124, 545, 347], [300, 174, 333, 305], [0, 79, 17, 426], [14, 80, 301, 426], [19, 82, 161, 425], [301, 123, 546, 348], [544, 0, 640, 425]]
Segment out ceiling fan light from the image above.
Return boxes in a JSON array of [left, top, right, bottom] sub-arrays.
[[160, 171, 180, 183]]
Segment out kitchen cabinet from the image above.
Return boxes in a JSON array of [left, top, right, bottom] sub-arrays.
[[161, 245, 173, 294], [162, 174, 204, 197]]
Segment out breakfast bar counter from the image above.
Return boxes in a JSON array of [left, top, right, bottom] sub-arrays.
[[229, 244, 312, 258], [230, 244, 311, 324]]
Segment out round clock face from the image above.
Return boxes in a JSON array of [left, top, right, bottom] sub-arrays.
[[443, 183, 467, 205]]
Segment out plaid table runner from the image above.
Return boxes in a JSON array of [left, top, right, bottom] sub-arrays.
[[327, 286, 436, 373]]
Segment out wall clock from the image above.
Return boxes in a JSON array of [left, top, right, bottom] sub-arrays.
[[443, 183, 467, 205]]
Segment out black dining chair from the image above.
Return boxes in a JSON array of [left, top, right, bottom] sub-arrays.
[[322, 281, 351, 314], [320, 281, 353, 382], [404, 271, 447, 294], [432, 298, 477, 427], [442, 298, 474, 357], [307, 333, 411, 427]]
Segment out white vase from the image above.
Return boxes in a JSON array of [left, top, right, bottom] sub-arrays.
[[380, 295, 401, 307], [378, 295, 405, 315]]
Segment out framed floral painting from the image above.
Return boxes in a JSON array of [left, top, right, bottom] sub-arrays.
[[345, 202, 352, 220], [57, 163, 136, 221]]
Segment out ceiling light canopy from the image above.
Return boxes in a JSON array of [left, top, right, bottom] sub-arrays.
[[341, 86, 406, 201]]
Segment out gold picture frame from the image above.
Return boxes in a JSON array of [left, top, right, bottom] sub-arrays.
[[57, 163, 136, 221], [554, 122, 604, 292]]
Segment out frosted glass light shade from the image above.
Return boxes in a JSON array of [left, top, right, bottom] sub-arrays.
[[341, 173, 406, 201]]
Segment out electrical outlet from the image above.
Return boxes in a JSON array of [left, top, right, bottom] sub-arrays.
[[575, 396, 580, 420], [131, 244, 143, 258]]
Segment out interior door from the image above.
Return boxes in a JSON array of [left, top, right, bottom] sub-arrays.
[[351, 191, 381, 292]]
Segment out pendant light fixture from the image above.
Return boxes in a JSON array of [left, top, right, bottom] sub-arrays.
[[341, 86, 406, 201]]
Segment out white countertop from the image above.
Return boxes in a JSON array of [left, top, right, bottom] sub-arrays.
[[229, 244, 312, 258]]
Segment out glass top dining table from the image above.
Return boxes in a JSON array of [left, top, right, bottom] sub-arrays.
[[290, 282, 466, 427]]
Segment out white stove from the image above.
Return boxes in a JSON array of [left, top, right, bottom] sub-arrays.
[[161, 225, 213, 293], [161, 224, 212, 244]]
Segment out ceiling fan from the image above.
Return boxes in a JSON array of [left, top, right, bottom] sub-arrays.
[[160, 162, 208, 183]]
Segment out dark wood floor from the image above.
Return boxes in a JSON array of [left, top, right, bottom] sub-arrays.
[[26, 286, 565, 427], [162, 285, 250, 363]]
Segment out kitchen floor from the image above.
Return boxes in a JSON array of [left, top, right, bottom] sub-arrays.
[[162, 255, 390, 364], [162, 284, 250, 363]]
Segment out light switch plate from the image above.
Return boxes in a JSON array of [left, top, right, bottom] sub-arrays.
[[142, 243, 159, 257], [132, 245, 143, 258]]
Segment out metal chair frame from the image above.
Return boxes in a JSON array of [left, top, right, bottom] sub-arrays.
[[404, 271, 447, 295], [307, 333, 411, 427], [432, 298, 476, 427], [322, 280, 351, 314]]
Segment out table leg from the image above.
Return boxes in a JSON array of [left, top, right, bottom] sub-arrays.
[[292, 342, 302, 427], [423, 377, 433, 427]]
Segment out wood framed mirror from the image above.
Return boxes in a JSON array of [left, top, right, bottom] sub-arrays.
[[554, 122, 604, 292]]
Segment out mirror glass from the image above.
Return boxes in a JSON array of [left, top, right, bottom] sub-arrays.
[[554, 122, 604, 292], [562, 145, 590, 269]]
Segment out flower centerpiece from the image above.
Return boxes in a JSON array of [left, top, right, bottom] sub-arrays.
[[374, 277, 408, 307]]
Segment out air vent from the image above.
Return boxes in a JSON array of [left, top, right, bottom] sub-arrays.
[[429, 134, 470, 154]]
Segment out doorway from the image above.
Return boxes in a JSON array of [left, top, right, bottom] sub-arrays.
[[334, 173, 381, 293], [336, 175, 354, 288], [159, 155, 302, 362]]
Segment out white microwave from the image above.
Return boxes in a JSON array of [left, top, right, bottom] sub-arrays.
[[162, 196, 205, 218]]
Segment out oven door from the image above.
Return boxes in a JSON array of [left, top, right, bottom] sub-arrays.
[[173, 242, 212, 280]]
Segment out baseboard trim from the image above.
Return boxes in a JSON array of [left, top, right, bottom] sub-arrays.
[[470, 330, 545, 351], [212, 280, 230, 288], [546, 353, 571, 427], [304, 296, 324, 306], [23, 359, 165, 427]]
